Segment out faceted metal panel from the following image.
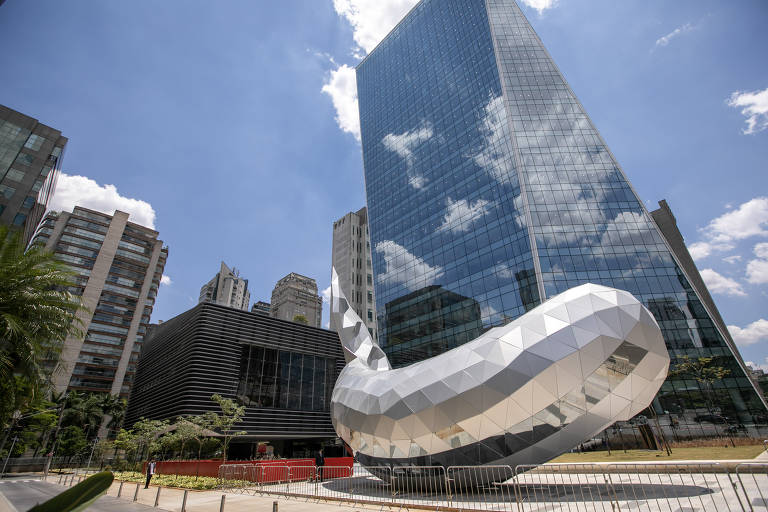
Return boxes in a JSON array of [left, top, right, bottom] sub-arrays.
[[330, 268, 669, 467]]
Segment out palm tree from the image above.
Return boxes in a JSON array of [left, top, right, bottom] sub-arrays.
[[0, 225, 83, 428], [63, 393, 104, 439], [99, 393, 127, 435]]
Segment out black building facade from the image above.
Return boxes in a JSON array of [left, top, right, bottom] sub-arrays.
[[125, 302, 345, 457]]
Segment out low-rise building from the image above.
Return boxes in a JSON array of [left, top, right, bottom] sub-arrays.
[[125, 302, 345, 458]]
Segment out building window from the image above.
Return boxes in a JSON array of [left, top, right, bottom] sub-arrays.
[[0, 184, 16, 199], [24, 134, 45, 151], [12, 213, 26, 226], [21, 196, 36, 210], [5, 168, 26, 182], [367, 309, 373, 321], [14, 153, 36, 166]]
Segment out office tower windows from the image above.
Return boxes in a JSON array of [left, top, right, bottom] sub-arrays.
[[357, 0, 766, 424], [0, 104, 66, 244]]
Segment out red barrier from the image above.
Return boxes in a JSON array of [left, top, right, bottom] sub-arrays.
[[146, 457, 353, 479]]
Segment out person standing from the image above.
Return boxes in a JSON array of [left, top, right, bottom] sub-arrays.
[[315, 448, 325, 481], [144, 459, 156, 488]]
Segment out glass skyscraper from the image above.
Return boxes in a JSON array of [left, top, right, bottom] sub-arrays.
[[357, 0, 767, 430]]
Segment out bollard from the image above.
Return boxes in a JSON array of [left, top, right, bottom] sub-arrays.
[[181, 489, 188, 512], [219, 494, 226, 512], [273, 500, 278, 512], [117, 481, 124, 498], [154, 486, 161, 507], [57, 473, 63, 484], [133, 483, 140, 501]]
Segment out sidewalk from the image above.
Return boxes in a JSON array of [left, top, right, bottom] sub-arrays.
[[103, 481, 394, 512]]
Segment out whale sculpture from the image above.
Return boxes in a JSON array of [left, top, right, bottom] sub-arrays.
[[329, 268, 669, 472]]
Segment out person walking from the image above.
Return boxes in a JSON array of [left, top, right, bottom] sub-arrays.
[[315, 448, 325, 481], [144, 459, 156, 488]]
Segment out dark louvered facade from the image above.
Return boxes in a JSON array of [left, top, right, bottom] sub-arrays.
[[125, 302, 345, 451]]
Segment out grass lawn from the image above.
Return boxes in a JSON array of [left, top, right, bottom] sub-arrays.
[[551, 444, 766, 463]]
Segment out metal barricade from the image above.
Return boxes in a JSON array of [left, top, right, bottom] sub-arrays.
[[392, 465, 449, 509], [514, 462, 739, 512], [446, 465, 516, 511], [603, 462, 739, 512], [514, 463, 616, 511], [734, 462, 768, 512]]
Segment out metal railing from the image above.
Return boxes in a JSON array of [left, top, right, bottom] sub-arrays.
[[215, 461, 768, 511]]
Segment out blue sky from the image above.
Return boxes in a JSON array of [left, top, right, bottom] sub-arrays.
[[1, 0, 766, 368]]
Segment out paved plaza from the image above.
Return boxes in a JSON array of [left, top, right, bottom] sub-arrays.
[[3, 459, 765, 512]]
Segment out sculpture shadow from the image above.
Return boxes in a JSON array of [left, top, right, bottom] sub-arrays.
[[319, 477, 715, 504]]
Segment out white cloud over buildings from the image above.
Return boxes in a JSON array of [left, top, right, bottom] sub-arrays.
[[699, 268, 746, 297], [321, 64, 360, 140], [50, 173, 157, 229], [728, 319, 768, 347]]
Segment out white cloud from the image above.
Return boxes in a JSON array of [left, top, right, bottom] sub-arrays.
[[321, 64, 360, 140], [382, 121, 433, 190], [519, 0, 557, 13], [746, 242, 768, 284], [700, 268, 747, 297], [376, 240, 443, 291], [728, 319, 768, 347], [727, 87, 768, 134], [438, 198, 491, 233], [723, 254, 742, 264], [472, 95, 513, 184], [50, 173, 156, 229], [706, 197, 768, 243], [754, 242, 768, 260], [160, 275, 172, 286], [654, 23, 694, 48], [688, 241, 713, 261], [746, 357, 768, 373], [747, 258, 768, 284], [689, 197, 768, 261], [332, 0, 420, 54], [321, 285, 332, 302]]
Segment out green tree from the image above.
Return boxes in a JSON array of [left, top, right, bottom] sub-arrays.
[[58, 425, 87, 457], [0, 225, 83, 428], [98, 394, 127, 436], [292, 314, 308, 324], [131, 418, 170, 460], [209, 394, 245, 461], [671, 355, 733, 443], [63, 393, 104, 439]]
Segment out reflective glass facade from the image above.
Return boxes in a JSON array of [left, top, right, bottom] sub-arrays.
[[237, 345, 337, 412], [0, 104, 67, 244], [358, 0, 767, 427]]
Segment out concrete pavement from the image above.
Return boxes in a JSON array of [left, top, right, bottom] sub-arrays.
[[0, 478, 164, 512]]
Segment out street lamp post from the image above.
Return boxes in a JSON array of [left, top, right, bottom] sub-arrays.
[[1, 436, 19, 479]]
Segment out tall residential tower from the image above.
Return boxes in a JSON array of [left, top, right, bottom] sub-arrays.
[[331, 207, 377, 340], [270, 273, 323, 328], [31, 207, 167, 397], [199, 261, 251, 311], [0, 104, 66, 244], [357, 0, 766, 428]]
